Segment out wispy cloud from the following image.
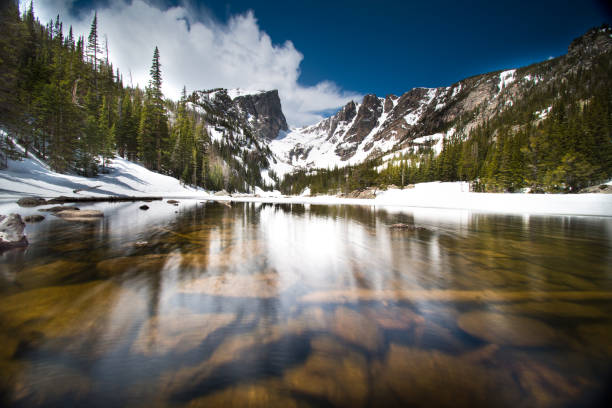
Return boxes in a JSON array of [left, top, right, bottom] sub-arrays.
[[34, 0, 361, 127]]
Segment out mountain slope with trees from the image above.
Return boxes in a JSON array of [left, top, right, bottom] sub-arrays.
[[0, 2, 281, 193], [274, 25, 612, 194]]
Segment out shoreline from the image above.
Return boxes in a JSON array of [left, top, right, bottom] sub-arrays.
[[2, 190, 611, 217]]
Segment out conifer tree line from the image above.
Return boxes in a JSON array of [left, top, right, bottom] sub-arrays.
[[0, 2, 223, 189], [280, 50, 612, 194]]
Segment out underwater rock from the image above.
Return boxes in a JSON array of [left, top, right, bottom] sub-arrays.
[[0, 333, 19, 360], [0, 281, 143, 357], [373, 344, 521, 408], [187, 379, 298, 408], [16, 259, 88, 288], [511, 359, 587, 407], [16, 197, 47, 207], [159, 324, 285, 396], [179, 269, 296, 298], [23, 214, 44, 223], [577, 323, 612, 357], [284, 337, 369, 407], [38, 205, 79, 213], [96, 254, 169, 276], [132, 312, 235, 356], [0, 214, 28, 249], [331, 307, 382, 351], [167, 199, 179, 205], [457, 311, 558, 346], [491, 301, 606, 318], [55, 209, 103, 220], [10, 363, 91, 406], [139, 205, 149, 210], [364, 306, 425, 330]]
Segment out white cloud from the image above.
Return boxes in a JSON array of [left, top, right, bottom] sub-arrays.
[[34, 0, 361, 127]]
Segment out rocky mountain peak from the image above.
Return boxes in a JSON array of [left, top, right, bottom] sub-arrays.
[[234, 90, 289, 141], [568, 24, 612, 57]]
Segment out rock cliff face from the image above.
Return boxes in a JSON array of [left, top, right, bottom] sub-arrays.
[[234, 90, 288, 141], [269, 25, 612, 172]]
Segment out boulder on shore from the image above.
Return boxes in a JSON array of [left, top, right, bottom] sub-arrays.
[[339, 187, 378, 199], [0, 214, 28, 249], [17, 197, 47, 207], [214, 190, 230, 196]]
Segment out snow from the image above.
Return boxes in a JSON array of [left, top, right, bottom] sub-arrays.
[[404, 112, 420, 125], [0, 143, 203, 198], [535, 106, 552, 119], [451, 84, 462, 98], [217, 182, 612, 217], [253, 186, 282, 197], [412, 133, 445, 155], [207, 126, 225, 142], [498, 69, 516, 91], [226, 88, 265, 100], [2, 139, 610, 218]]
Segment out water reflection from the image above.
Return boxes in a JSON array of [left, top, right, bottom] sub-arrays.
[[0, 200, 611, 407]]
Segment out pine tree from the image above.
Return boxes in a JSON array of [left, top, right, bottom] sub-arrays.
[[139, 46, 168, 171]]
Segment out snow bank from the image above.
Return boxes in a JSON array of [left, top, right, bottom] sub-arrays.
[[0, 148, 204, 198], [223, 182, 612, 217]]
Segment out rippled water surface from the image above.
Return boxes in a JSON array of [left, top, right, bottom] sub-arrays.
[[1, 199, 612, 407]]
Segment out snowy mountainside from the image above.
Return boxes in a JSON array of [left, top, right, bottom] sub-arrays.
[[269, 26, 612, 175]]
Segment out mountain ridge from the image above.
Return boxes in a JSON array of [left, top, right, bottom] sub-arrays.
[[267, 25, 612, 178]]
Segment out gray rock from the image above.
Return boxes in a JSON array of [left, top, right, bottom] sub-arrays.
[[38, 206, 80, 213], [17, 197, 47, 207], [0, 214, 28, 249], [214, 190, 230, 196], [234, 90, 289, 140]]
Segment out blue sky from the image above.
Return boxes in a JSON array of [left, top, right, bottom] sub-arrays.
[[202, 0, 611, 95], [37, 0, 611, 125]]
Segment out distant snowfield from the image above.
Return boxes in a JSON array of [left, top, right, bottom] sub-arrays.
[[1, 151, 611, 217], [225, 183, 612, 217]]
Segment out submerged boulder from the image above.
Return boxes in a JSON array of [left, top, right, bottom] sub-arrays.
[[0, 214, 28, 249], [38, 206, 80, 213], [24, 215, 45, 223], [54, 209, 103, 221]]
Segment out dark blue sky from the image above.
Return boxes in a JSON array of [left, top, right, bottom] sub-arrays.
[[65, 0, 611, 97]]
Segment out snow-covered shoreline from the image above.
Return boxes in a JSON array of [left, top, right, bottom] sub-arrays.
[[1, 153, 611, 217]]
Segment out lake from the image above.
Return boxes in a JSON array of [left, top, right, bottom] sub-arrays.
[[1, 199, 611, 407]]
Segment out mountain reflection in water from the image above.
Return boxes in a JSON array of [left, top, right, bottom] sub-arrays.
[[1, 199, 611, 407]]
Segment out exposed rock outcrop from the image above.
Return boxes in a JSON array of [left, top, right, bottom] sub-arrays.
[[234, 90, 289, 140]]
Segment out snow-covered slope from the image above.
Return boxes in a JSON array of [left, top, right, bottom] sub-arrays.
[[0, 147, 201, 198]]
